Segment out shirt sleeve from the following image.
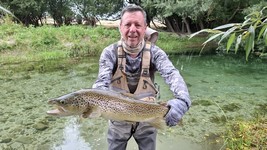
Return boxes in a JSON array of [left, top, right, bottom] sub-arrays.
[[151, 45, 191, 110], [92, 44, 117, 90]]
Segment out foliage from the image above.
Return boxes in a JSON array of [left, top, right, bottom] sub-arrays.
[[138, 0, 262, 34], [72, 0, 124, 25], [190, 6, 267, 61], [0, 0, 124, 26], [0, 23, 120, 63], [0, 22, 208, 64], [1, 0, 47, 26], [46, 0, 74, 26], [0, 0, 265, 32], [242, 1, 267, 15], [223, 118, 267, 149], [0, 5, 20, 22], [157, 32, 212, 54]]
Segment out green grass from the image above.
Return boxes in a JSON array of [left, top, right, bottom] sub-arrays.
[[0, 22, 214, 64], [157, 32, 214, 54], [0, 23, 120, 64]]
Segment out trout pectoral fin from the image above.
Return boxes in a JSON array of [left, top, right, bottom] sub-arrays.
[[82, 107, 93, 118], [89, 112, 101, 118], [83, 108, 101, 118], [148, 117, 166, 130]]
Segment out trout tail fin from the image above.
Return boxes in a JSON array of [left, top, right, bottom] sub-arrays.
[[148, 117, 166, 130]]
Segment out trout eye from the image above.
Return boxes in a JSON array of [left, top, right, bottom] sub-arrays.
[[59, 100, 66, 104]]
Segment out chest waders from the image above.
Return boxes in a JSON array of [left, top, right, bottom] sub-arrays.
[[108, 41, 158, 150], [110, 41, 158, 100]]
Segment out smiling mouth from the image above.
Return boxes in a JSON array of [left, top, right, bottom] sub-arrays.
[[128, 37, 137, 39]]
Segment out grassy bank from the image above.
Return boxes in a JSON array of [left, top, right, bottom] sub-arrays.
[[0, 22, 213, 64], [0, 23, 118, 64]]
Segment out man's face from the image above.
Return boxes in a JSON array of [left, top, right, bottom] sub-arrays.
[[120, 11, 147, 48]]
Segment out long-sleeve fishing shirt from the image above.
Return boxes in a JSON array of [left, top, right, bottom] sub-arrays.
[[92, 43, 191, 112]]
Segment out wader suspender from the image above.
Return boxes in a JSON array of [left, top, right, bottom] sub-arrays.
[[111, 41, 158, 97], [134, 42, 158, 97], [110, 41, 130, 93]]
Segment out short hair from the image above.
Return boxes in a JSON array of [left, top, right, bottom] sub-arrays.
[[120, 4, 147, 24]]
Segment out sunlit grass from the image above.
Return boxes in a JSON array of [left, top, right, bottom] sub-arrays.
[[158, 32, 214, 54], [0, 23, 120, 64], [0, 22, 214, 64]]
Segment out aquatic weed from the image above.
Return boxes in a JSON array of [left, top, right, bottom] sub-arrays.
[[222, 118, 267, 150]]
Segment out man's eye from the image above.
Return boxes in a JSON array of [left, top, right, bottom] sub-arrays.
[[124, 24, 130, 27]]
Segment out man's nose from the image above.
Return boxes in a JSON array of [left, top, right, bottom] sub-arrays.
[[129, 24, 137, 32]]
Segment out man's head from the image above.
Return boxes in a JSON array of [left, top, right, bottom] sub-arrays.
[[120, 4, 147, 48]]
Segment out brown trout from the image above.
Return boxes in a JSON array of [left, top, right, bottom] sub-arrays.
[[47, 88, 169, 129]]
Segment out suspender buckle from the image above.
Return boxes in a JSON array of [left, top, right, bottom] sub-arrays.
[[142, 68, 149, 77]]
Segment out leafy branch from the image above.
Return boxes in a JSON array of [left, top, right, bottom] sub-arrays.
[[0, 5, 21, 23], [190, 6, 267, 61]]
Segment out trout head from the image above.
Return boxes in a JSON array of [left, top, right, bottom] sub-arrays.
[[46, 92, 88, 117]]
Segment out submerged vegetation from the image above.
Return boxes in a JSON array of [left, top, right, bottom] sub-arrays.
[[191, 98, 267, 150], [223, 118, 267, 149]]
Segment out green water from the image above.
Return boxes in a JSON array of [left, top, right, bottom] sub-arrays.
[[0, 55, 266, 150]]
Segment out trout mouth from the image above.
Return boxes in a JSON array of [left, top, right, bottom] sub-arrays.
[[47, 99, 68, 116], [46, 106, 67, 116]]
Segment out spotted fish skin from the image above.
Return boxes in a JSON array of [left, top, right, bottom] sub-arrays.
[[47, 88, 169, 129]]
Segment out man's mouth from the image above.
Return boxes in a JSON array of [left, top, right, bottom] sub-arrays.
[[128, 36, 137, 39], [128, 34, 138, 38]]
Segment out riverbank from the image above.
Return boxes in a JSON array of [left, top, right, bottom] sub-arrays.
[[0, 22, 214, 65]]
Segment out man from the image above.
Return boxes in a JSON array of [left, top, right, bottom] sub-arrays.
[[92, 4, 191, 150]]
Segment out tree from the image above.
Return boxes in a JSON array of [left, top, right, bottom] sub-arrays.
[[137, 0, 157, 27], [1, 0, 47, 26], [131, 0, 263, 35], [72, 0, 124, 26], [190, 4, 267, 61], [47, 0, 74, 26], [0, 5, 21, 22]]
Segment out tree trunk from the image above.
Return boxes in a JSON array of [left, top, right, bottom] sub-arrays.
[[164, 17, 175, 32], [172, 16, 181, 33], [84, 17, 96, 26], [183, 17, 192, 34], [164, 15, 183, 33], [199, 20, 204, 30]]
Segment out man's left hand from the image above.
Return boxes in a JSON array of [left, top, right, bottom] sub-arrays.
[[165, 99, 186, 127]]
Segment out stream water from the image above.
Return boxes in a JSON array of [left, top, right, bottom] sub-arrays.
[[0, 54, 266, 150]]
